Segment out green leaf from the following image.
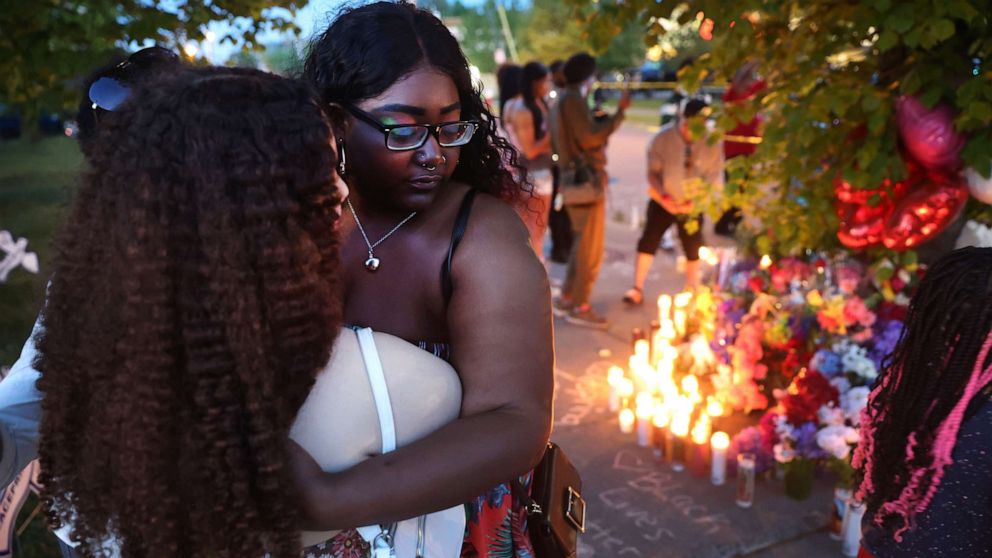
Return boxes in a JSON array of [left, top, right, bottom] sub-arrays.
[[968, 101, 992, 124], [920, 86, 943, 107], [862, 94, 881, 112], [902, 70, 923, 94], [884, 4, 916, 34], [930, 19, 956, 41], [876, 30, 899, 51]]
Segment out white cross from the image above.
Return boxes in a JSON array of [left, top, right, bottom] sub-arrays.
[[0, 231, 38, 283]]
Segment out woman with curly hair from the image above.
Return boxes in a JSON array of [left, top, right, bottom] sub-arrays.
[[296, 2, 554, 556], [33, 66, 347, 557], [853, 247, 992, 557]]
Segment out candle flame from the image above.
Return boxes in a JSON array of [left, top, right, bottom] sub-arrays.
[[759, 254, 772, 269], [674, 291, 693, 308], [634, 339, 650, 360], [691, 414, 711, 444], [681, 374, 700, 395], [608, 366, 625, 386], [706, 397, 725, 417], [710, 431, 730, 450], [619, 408, 635, 426]]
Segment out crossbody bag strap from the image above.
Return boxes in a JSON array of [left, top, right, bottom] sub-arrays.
[[354, 328, 399, 557]]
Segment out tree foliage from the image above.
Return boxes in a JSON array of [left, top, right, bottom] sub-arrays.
[[567, 0, 992, 256], [1, 1, 303, 120], [430, 0, 644, 73]]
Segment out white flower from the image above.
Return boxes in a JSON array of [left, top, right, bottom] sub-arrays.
[[816, 425, 859, 460], [774, 414, 796, 440], [774, 442, 796, 463], [840, 347, 877, 380], [818, 403, 845, 426], [842, 387, 871, 424], [830, 376, 852, 394]]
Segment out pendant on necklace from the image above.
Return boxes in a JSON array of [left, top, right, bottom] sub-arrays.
[[365, 255, 381, 272]]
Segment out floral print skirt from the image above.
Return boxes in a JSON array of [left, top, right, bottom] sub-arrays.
[[302, 475, 534, 558]]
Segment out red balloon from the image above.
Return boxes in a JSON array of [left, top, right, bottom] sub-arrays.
[[895, 96, 965, 172], [834, 176, 907, 249], [882, 176, 968, 250]]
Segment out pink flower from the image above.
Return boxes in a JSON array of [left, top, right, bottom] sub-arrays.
[[843, 298, 876, 328]]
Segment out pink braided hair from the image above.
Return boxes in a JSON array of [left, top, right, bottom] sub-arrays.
[[854, 330, 992, 540]]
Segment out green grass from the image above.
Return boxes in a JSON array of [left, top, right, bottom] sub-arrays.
[[0, 137, 81, 365], [0, 136, 81, 558]]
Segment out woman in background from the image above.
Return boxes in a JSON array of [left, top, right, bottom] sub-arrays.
[[503, 61, 554, 259]]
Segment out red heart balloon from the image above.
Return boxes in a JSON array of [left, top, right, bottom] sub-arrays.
[[895, 96, 965, 172], [882, 176, 968, 250], [835, 177, 907, 249]]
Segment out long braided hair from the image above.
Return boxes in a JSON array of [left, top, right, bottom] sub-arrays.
[[35, 67, 343, 557], [853, 247, 992, 540]]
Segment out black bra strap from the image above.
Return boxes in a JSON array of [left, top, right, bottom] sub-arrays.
[[441, 189, 478, 303]]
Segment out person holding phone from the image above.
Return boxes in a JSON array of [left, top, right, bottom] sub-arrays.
[[549, 52, 630, 329]]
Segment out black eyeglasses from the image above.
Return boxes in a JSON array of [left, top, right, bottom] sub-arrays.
[[88, 46, 179, 114], [343, 105, 479, 151]]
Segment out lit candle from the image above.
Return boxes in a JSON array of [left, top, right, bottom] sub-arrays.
[[759, 254, 772, 270], [674, 291, 693, 308], [607, 366, 625, 412], [657, 294, 672, 323], [619, 408, 635, 434], [634, 339, 650, 362], [617, 378, 635, 410], [674, 310, 687, 339], [669, 398, 691, 472], [648, 320, 660, 362], [635, 393, 654, 448], [710, 432, 730, 486], [651, 404, 671, 462], [736, 453, 756, 508], [681, 375, 702, 404], [706, 396, 726, 432], [689, 415, 712, 477]]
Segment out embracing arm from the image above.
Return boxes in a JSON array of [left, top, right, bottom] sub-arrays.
[[291, 197, 554, 530], [0, 319, 44, 487]]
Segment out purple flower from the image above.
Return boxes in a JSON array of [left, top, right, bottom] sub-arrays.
[[869, 320, 903, 369], [794, 422, 828, 460], [730, 426, 775, 473]]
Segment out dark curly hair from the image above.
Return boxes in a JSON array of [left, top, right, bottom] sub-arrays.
[[34, 66, 343, 558], [302, 1, 526, 201], [853, 247, 992, 540]]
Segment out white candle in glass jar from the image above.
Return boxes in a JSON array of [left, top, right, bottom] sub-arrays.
[[710, 432, 730, 486]]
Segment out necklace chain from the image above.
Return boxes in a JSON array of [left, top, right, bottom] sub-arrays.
[[346, 199, 417, 255]]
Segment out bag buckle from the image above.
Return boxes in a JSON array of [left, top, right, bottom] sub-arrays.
[[565, 486, 586, 533]]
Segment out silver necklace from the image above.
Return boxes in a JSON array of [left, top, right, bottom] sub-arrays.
[[346, 199, 417, 272]]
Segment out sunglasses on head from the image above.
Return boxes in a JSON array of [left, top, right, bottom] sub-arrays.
[[88, 46, 179, 113]]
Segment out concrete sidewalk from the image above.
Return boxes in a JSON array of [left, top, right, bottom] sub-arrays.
[[547, 124, 841, 558]]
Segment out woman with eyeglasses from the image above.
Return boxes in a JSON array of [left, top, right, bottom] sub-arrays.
[[295, 2, 553, 556]]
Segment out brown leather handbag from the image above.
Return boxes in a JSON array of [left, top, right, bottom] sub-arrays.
[[518, 442, 586, 558]]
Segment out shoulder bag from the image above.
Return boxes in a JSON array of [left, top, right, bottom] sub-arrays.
[[515, 442, 586, 558]]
